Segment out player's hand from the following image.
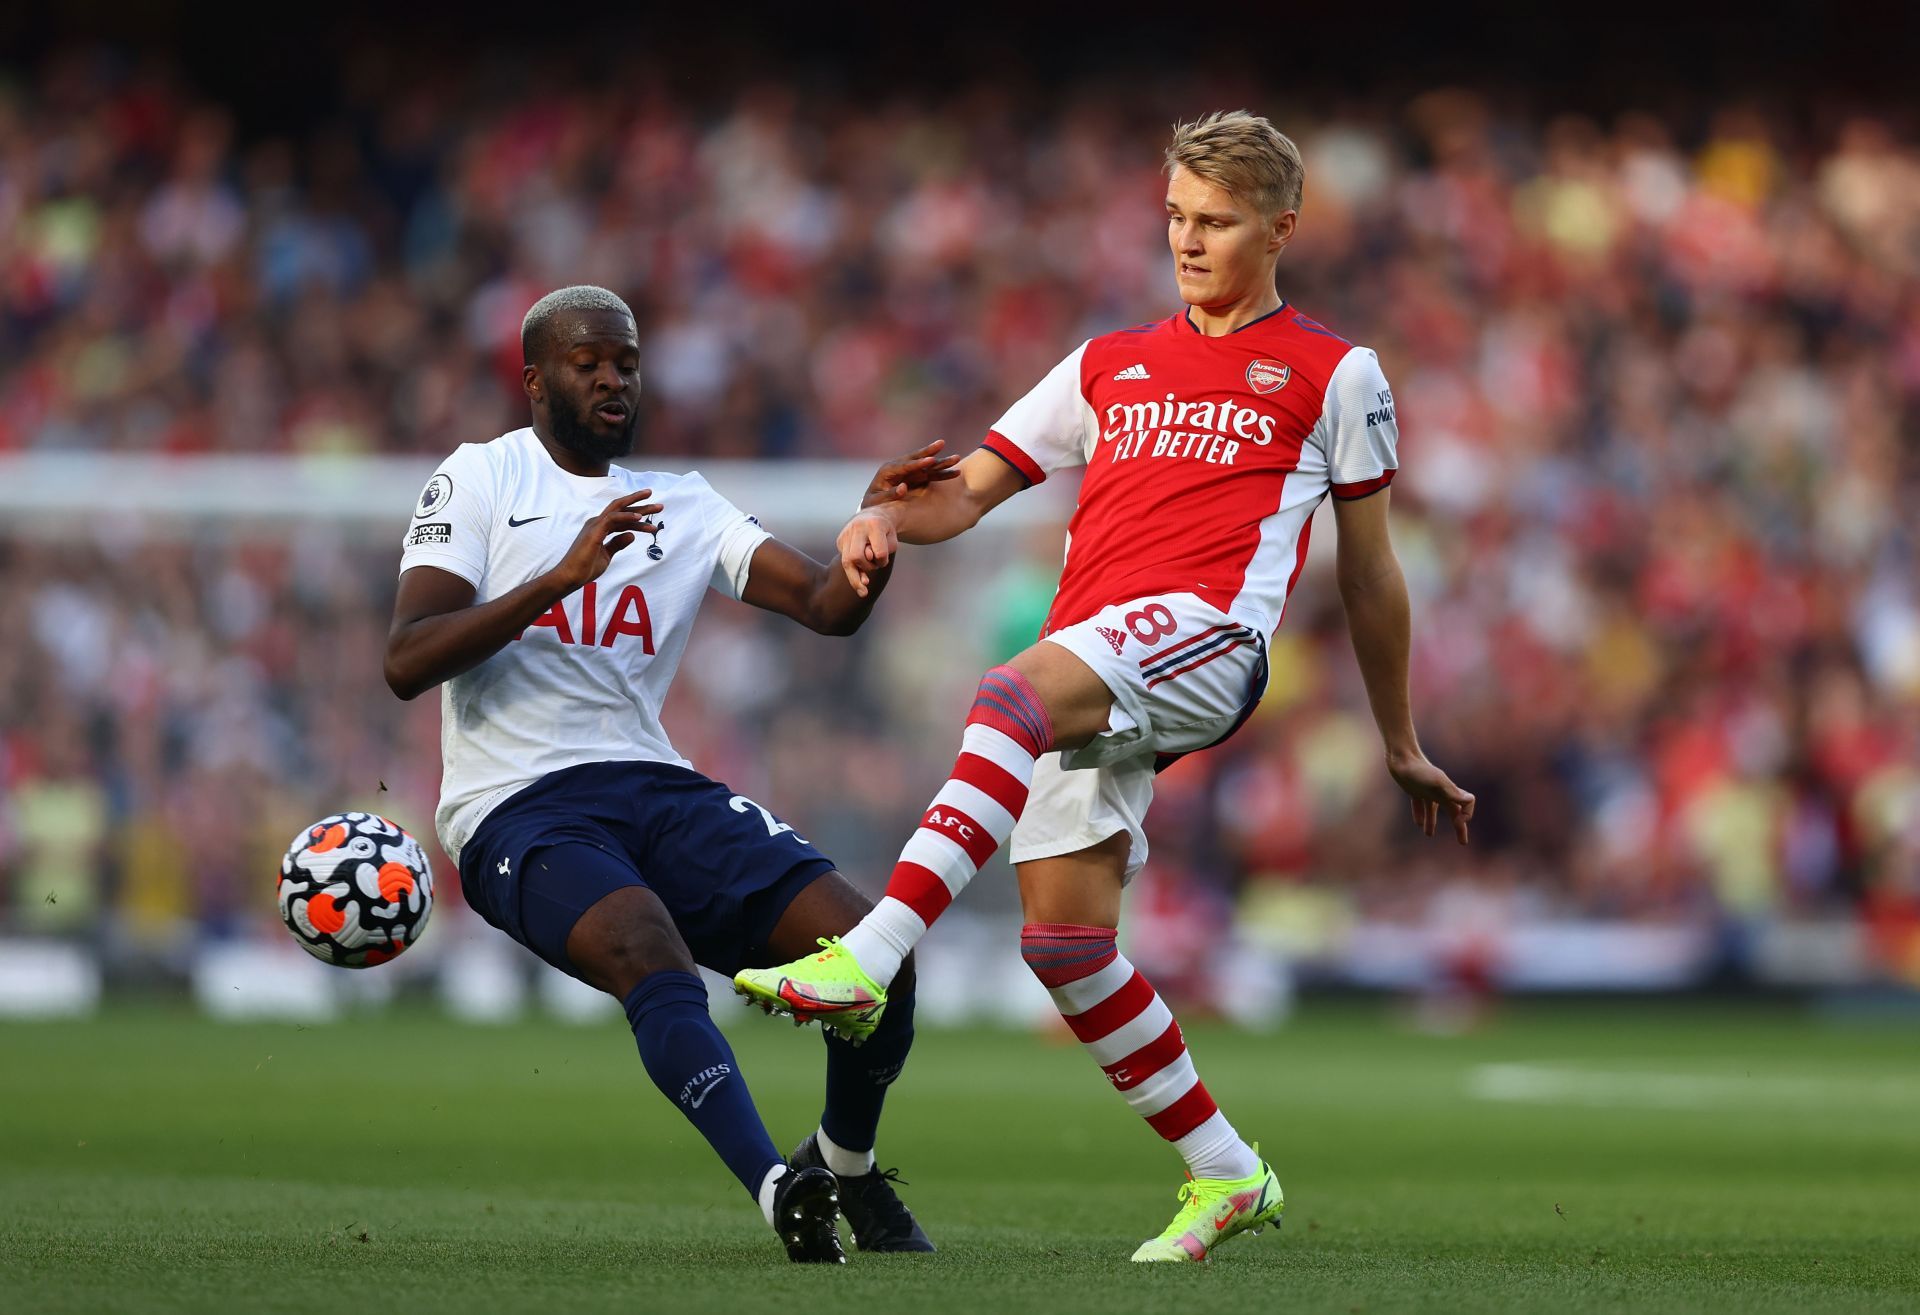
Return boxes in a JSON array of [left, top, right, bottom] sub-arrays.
[[553, 489, 663, 590], [860, 440, 961, 508], [837, 510, 899, 598], [1386, 749, 1475, 845]]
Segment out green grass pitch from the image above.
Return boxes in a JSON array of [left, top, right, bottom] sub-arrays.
[[2, 1001, 1916, 1313]]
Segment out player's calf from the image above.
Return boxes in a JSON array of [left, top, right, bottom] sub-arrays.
[[841, 664, 1056, 981], [1019, 922, 1263, 1186], [737, 663, 1057, 1019], [623, 971, 788, 1197], [806, 958, 932, 1251], [623, 969, 852, 1261], [736, 653, 1119, 1030], [1022, 919, 1281, 1258], [562, 889, 804, 1250]]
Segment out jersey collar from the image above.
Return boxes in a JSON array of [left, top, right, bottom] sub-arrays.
[[1179, 301, 1288, 337]]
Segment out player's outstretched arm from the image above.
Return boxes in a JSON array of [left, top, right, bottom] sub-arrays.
[[836, 448, 1027, 596], [1331, 490, 1476, 844], [384, 490, 661, 700], [858, 439, 962, 509], [738, 536, 894, 636]]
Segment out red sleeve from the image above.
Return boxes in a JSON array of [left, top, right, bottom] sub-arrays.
[[980, 430, 1047, 487], [1330, 469, 1395, 501]]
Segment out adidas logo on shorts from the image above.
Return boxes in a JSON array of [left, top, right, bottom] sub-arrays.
[[1097, 626, 1127, 654]]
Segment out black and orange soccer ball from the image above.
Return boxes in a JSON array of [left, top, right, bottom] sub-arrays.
[[277, 813, 434, 967]]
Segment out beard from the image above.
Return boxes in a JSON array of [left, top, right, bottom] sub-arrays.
[[549, 394, 639, 462]]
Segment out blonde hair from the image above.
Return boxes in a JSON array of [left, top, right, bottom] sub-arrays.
[[521, 285, 634, 364], [1165, 111, 1304, 216]]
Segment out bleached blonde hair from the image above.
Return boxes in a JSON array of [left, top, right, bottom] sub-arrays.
[[520, 285, 634, 363], [1165, 111, 1304, 216]]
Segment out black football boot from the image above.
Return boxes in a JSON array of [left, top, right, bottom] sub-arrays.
[[770, 1164, 846, 1263], [790, 1132, 935, 1253]]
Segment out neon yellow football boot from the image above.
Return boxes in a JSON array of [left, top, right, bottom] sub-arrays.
[[734, 937, 887, 1043], [1130, 1155, 1284, 1263]]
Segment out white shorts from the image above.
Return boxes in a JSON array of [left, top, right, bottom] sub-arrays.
[[1008, 592, 1266, 885]]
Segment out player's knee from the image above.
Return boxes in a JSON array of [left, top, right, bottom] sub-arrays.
[[1019, 922, 1117, 989], [968, 665, 1054, 753], [594, 933, 671, 993], [567, 892, 694, 996]]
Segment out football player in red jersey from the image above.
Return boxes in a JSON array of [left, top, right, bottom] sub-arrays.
[[738, 111, 1475, 1261]]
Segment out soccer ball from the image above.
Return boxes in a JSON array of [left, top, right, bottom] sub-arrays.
[[278, 812, 434, 967]]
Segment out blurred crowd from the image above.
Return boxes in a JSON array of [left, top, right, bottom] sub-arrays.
[[2, 50, 1919, 986]]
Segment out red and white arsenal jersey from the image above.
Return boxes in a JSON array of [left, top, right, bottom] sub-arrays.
[[981, 305, 1399, 638]]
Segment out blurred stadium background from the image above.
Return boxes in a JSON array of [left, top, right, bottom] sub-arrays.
[[6, 9, 1920, 1313], [1, 8, 1918, 1030]]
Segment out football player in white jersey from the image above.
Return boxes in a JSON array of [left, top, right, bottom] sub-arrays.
[[385, 286, 954, 1263]]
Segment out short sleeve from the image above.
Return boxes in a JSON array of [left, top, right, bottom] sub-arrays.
[[399, 444, 495, 585], [1319, 347, 1400, 500], [697, 478, 774, 600], [980, 341, 1094, 486]]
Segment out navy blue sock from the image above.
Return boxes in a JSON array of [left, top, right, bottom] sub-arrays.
[[623, 971, 782, 1198], [820, 965, 916, 1157]]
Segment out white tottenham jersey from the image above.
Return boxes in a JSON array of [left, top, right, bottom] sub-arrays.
[[398, 427, 771, 860]]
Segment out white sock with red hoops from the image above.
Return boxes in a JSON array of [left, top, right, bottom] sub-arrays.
[[1021, 922, 1260, 1181], [840, 665, 1054, 986]]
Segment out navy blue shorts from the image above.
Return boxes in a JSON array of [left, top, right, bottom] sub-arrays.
[[457, 760, 837, 979]]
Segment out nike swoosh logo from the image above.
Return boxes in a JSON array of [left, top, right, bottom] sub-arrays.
[[688, 1073, 729, 1109], [507, 515, 547, 527], [778, 980, 877, 1012]]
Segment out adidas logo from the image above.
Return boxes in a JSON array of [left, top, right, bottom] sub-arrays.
[[1113, 364, 1151, 381], [1097, 625, 1127, 654]]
